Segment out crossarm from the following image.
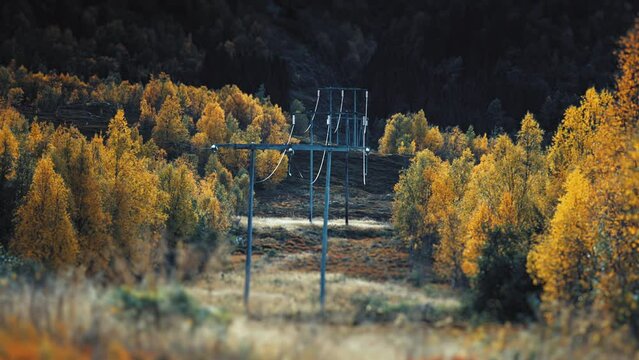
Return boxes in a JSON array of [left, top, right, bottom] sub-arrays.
[[210, 143, 370, 153]]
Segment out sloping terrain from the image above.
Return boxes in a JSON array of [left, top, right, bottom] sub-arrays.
[[254, 151, 407, 221], [236, 151, 411, 281]]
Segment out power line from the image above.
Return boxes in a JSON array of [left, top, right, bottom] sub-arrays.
[[334, 90, 344, 133], [304, 89, 321, 133], [256, 115, 296, 183], [311, 115, 331, 185]]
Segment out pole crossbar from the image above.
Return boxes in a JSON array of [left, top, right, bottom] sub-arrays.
[[318, 86, 367, 91], [211, 143, 369, 153], [214, 87, 369, 317], [298, 110, 367, 116]]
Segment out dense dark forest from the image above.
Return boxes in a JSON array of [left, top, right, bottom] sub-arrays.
[[0, 0, 636, 138]]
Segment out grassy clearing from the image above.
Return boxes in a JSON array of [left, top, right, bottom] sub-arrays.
[[190, 269, 461, 324]]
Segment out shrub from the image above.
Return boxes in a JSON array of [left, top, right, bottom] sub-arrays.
[[113, 286, 231, 328], [472, 227, 539, 322], [0, 246, 42, 279]]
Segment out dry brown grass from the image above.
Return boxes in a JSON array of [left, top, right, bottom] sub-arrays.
[[0, 266, 636, 359], [229, 216, 408, 281], [190, 269, 460, 322], [0, 215, 637, 359], [190, 265, 639, 359], [0, 272, 240, 359]]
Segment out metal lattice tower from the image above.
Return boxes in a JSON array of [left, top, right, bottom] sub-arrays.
[[210, 87, 370, 314]]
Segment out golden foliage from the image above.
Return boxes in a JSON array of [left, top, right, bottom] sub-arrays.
[[12, 156, 79, 268], [425, 126, 445, 153], [107, 109, 142, 158], [248, 103, 290, 144], [0, 105, 27, 132], [495, 191, 516, 227], [595, 135, 639, 324], [0, 124, 19, 182], [441, 127, 468, 160], [411, 110, 429, 152], [142, 72, 178, 113], [139, 97, 155, 134], [218, 85, 263, 129], [256, 150, 289, 185], [615, 18, 639, 125], [546, 88, 614, 201], [527, 20, 639, 325], [429, 149, 474, 283], [152, 94, 190, 157], [461, 201, 493, 277], [197, 173, 230, 234], [528, 169, 595, 304], [471, 134, 489, 159], [103, 112, 167, 274], [26, 121, 54, 157], [194, 100, 227, 145], [428, 163, 463, 282], [517, 112, 543, 155], [160, 161, 198, 239], [392, 149, 442, 251], [178, 83, 214, 120], [379, 112, 425, 155], [49, 127, 113, 272], [219, 128, 260, 173]]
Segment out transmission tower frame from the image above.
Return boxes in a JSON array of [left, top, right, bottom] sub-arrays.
[[211, 87, 370, 314]]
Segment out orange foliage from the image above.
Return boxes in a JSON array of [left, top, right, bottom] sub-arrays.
[[0, 319, 90, 360]]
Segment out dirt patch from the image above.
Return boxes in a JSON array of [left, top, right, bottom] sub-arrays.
[[279, 237, 410, 281], [228, 217, 408, 281]]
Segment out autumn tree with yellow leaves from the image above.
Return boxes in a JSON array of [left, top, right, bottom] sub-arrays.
[[615, 17, 639, 127], [153, 94, 190, 158], [379, 111, 429, 155], [528, 169, 596, 305], [390, 110, 549, 313], [417, 74, 637, 323], [528, 19, 639, 330], [218, 85, 263, 129], [196, 173, 230, 236], [0, 124, 18, 184], [104, 110, 167, 276], [159, 160, 198, 266], [0, 65, 297, 276], [392, 149, 442, 268], [49, 127, 113, 272], [546, 88, 614, 202], [191, 99, 227, 167], [428, 148, 474, 285], [11, 156, 79, 268], [0, 118, 21, 245], [192, 100, 227, 148]]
